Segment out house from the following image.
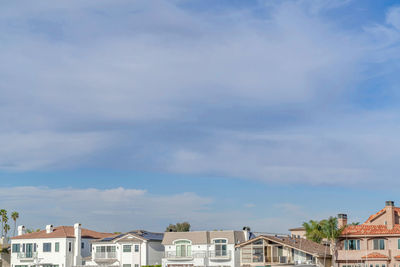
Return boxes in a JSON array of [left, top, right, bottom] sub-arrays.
[[84, 230, 164, 267], [336, 201, 400, 267], [162, 230, 249, 267], [289, 228, 306, 239], [10, 223, 112, 267], [236, 235, 331, 267]]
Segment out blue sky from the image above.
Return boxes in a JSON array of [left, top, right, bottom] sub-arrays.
[[1, 0, 400, 234]]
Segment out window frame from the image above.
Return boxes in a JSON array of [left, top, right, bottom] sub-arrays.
[[123, 245, 132, 253], [43, 243, 52, 253], [174, 240, 192, 257]]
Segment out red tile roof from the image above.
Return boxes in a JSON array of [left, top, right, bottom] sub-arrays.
[[361, 253, 388, 259], [341, 224, 400, 235], [365, 207, 400, 223], [394, 255, 400, 260], [12, 226, 112, 240]]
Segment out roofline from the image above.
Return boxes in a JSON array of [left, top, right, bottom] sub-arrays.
[[235, 235, 330, 258]]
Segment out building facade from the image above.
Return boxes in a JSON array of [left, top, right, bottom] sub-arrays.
[[236, 235, 331, 267], [336, 201, 400, 267], [10, 223, 111, 267], [162, 230, 248, 267], [85, 230, 164, 267]]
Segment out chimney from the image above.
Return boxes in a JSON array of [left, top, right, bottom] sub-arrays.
[[338, 214, 348, 228], [243, 226, 251, 241], [386, 201, 395, 229], [46, 225, 54, 234], [17, 225, 26, 236], [73, 223, 82, 266]]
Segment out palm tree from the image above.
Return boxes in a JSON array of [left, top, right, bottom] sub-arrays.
[[321, 217, 344, 267], [4, 224, 10, 239], [0, 210, 7, 237], [11, 212, 19, 237], [302, 220, 324, 243]]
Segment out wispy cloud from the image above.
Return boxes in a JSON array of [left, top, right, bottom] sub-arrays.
[[1, 0, 400, 188]]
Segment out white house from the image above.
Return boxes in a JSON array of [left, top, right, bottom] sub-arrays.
[[10, 224, 112, 267], [84, 230, 164, 267], [161, 230, 249, 267]]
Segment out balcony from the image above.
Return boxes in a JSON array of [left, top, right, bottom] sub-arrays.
[[17, 252, 37, 260], [164, 251, 206, 261], [94, 252, 117, 261], [209, 250, 231, 261]]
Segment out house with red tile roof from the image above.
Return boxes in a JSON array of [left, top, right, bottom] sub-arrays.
[[336, 201, 400, 267], [10, 223, 112, 267]]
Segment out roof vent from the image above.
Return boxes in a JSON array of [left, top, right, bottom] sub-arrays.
[[386, 201, 395, 207]]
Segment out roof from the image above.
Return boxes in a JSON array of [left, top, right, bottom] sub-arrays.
[[12, 226, 112, 240], [341, 224, 400, 235], [96, 230, 164, 243], [236, 235, 331, 258], [162, 231, 246, 245], [365, 207, 400, 224], [361, 253, 388, 259], [289, 227, 306, 231]]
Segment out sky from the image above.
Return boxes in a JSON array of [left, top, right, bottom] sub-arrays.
[[1, 0, 400, 234]]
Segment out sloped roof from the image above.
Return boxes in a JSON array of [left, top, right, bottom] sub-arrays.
[[365, 207, 400, 223], [162, 231, 245, 245], [96, 230, 164, 243], [341, 224, 400, 235], [12, 226, 112, 240], [361, 253, 388, 259], [236, 235, 331, 258]]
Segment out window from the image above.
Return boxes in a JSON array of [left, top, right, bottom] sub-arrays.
[[135, 265, 139, 267], [123, 265, 131, 267], [81, 242, 84, 249], [373, 239, 385, 250], [252, 248, 263, 262], [398, 239, 400, 249], [43, 243, 52, 252], [55, 242, 59, 252], [214, 239, 227, 256], [376, 264, 380, 267], [382, 265, 386, 267], [96, 246, 116, 252], [123, 245, 132, 252], [344, 240, 360, 250], [12, 244, 20, 253], [175, 240, 191, 257], [135, 245, 139, 252], [68, 242, 72, 252]]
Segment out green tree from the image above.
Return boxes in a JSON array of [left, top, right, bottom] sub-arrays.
[[321, 217, 344, 267], [166, 222, 191, 232], [11, 212, 19, 237], [302, 220, 324, 243], [3, 224, 10, 238]]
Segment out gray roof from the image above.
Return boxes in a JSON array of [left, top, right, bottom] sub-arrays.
[[162, 230, 246, 245], [236, 235, 331, 258], [96, 230, 164, 243]]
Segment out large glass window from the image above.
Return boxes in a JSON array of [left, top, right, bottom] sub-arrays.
[[135, 245, 139, 252], [43, 243, 52, 252], [373, 239, 385, 250], [175, 240, 191, 257], [12, 244, 20, 253], [344, 240, 360, 250], [214, 239, 227, 256], [55, 242, 59, 252], [252, 248, 263, 262]]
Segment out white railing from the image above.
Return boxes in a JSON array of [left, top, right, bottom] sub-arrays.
[[94, 252, 117, 259], [17, 252, 37, 259], [165, 251, 206, 260], [209, 250, 231, 260]]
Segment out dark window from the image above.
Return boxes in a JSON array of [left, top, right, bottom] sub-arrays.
[[134, 245, 139, 252], [12, 244, 20, 253], [68, 242, 72, 252], [43, 243, 51, 252], [373, 239, 385, 250], [81, 242, 84, 249]]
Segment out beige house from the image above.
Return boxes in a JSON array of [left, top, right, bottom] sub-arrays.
[[336, 201, 400, 267], [236, 235, 331, 267], [289, 228, 306, 239]]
